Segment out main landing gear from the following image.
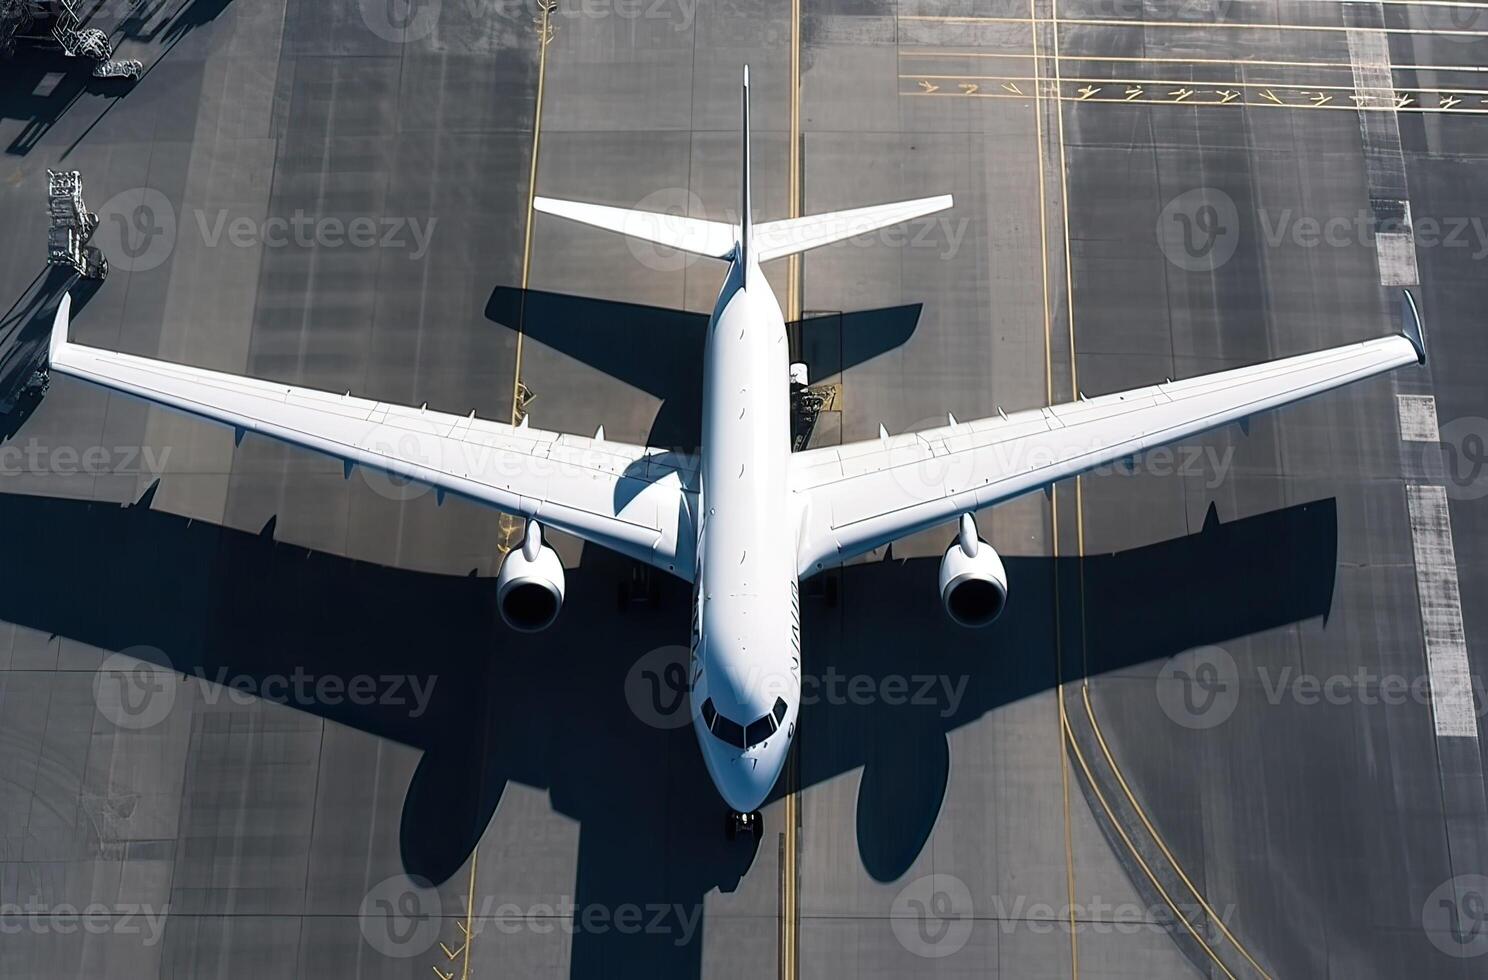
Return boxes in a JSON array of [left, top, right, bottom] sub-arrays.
[[726, 810, 762, 842]]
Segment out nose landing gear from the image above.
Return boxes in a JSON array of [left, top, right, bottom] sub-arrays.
[[726, 810, 763, 841]]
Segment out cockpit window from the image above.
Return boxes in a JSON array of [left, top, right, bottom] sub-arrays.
[[712, 712, 747, 749], [744, 714, 775, 747], [699, 696, 785, 749]]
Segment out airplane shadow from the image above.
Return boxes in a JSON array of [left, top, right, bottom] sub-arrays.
[[0, 482, 1337, 977], [484, 286, 923, 450]]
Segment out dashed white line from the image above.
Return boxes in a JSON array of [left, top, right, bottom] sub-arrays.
[[1406, 485, 1478, 739]]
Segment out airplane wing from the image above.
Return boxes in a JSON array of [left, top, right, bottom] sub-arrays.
[[790, 297, 1426, 577], [47, 295, 698, 580]]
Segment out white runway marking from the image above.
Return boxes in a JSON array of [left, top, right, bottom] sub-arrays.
[[1406, 485, 1478, 738], [1397, 394, 1441, 441]]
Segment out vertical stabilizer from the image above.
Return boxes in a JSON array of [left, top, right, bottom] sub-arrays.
[[740, 65, 752, 265]]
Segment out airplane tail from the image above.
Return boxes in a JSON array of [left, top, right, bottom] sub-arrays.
[[751, 195, 954, 262], [533, 65, 954, 265]]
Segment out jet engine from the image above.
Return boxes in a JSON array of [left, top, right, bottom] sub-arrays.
[[497, 520, 566, 632], [938, 514, 1007, 628]]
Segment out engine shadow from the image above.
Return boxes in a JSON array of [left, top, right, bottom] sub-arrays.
[[484, 286, 922, 450], [0, 486, 1335, 978], [794, 498, 1338, 882]]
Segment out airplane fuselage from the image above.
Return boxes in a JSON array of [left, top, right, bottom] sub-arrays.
[[690, 254, 801, 814]]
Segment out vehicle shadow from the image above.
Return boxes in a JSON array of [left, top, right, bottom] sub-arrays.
[[118, 0, 237, 48], [0, 484, 1335, 977], [484, 286, 923, 450], [0, 269, 98, 439], [0, 49, 95, 155]]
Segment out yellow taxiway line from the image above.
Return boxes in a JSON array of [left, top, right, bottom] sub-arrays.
[[781, 8, 803, 980], [1020, 1, 1274, 975]]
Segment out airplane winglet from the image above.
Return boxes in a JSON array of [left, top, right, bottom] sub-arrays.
[[49, 292, 71, 365], [1400, 288, 1426, 365]]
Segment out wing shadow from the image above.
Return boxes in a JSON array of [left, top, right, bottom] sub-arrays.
[[0, 486, 1335, 977]]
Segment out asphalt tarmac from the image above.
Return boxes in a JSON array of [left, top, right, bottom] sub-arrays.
[[0, 0, 1485, 977]]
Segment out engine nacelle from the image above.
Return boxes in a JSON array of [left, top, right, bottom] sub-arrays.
[[938, 514, 1008, 628], [497, 521, 566, 632]]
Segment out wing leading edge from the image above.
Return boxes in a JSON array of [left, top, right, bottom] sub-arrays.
[[47, 295, 698, 580], [791, 307, 1425, 577]]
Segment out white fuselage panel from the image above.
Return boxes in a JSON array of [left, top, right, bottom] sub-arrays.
[[691, 258, 801, 812]]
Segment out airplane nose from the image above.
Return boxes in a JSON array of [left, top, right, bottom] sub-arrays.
[[716, 752, 782, 813], [700, 737, 787, 813]]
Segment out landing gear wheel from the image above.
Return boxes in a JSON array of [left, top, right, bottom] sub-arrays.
[[726, 810, 762, 841]]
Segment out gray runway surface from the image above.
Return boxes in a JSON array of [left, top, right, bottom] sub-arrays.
[[0, 0, 1486, 977]]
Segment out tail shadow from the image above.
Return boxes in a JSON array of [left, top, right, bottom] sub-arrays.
[[484, 286, 922, 449]]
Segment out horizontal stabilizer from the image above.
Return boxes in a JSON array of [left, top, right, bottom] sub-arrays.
[[753, 194, 954, 262], [533, 197, 737, 260], [49, 292, 71, 364]]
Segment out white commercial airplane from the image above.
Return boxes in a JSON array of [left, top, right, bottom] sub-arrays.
[[47, 67, 1425, 840]]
